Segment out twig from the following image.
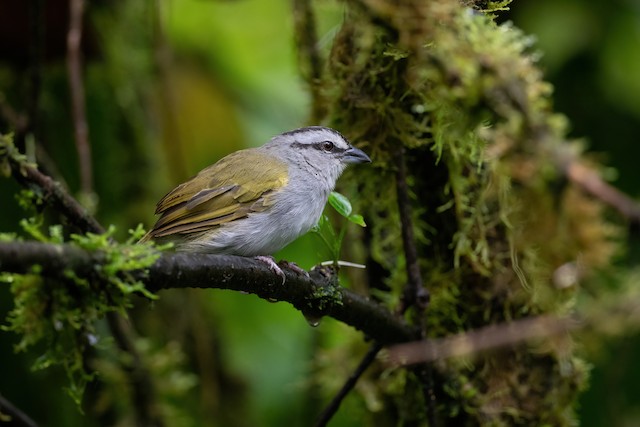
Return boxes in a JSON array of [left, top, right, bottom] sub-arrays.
[[0, 241, 416, 345], [394, 146, 436, 425], [4, 140, 104, 234], [26, 0, 44, 145], [559, 154, 640, 224], [394, 147, 428, 312], [0, 393, 39, 427], [388, 314, 579, 366], [314, 343, 383, 427], [66, 0, 93, 196]]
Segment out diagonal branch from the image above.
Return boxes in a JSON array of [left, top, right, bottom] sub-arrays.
[[313, 343, 384, 427], [0, 241, 415, 345], [387, 313, 578, 366], [0, 393, 39, 427], [3, 137, 103, 234], [556, 150, 640, 224]]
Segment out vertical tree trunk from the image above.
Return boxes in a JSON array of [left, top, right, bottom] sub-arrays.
[[312, 1, 619, 424]]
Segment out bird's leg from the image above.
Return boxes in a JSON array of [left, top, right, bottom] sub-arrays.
[[254, 255, 286, 284]]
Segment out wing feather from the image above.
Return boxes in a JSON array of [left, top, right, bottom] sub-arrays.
[[148, 149, 288, 239]]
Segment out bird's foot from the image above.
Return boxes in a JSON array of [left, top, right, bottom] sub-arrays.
[[280, 261, 309, 278], [255, 255, 286, 284]]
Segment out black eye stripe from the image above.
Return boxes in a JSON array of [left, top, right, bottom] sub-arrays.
[[290, 141, 347, 152], [314, 141, 346, 153]]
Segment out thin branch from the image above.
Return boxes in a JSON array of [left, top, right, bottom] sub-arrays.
[[557, 152, 640, 224], [388, 314, 579, 366], [388, 294, 640, 365], [66, 0, 93, 196], [27, 0, 44, 145], [3, 140, 104, 234], [394, 146, 436, 425], [0, 393, 39, 427], [292, 0, 325, 122], [313, 343, 383, 427], [0, 241, 415, 345], [394, 147, 428, 312]]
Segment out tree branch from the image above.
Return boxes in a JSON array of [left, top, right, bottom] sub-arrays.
[[0, 241, 416, 345], [0, 393, 39, 427], [3, 138, 104, 234], [313, 343, 383, 427], [395, 147, 428, 312], [387, 314, 579, 366], [555, 148, 640, 225], [66, 0, 93, 197], [394, 146, 436, 425], [292, 0, 325, 122]]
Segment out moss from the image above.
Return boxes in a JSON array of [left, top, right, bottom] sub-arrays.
[[317, 1, 622, 424], [2, 222, 165, 405]]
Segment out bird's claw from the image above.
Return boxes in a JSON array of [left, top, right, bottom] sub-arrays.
[[280, 261, 309, 278], [255, 255, 286, 284]]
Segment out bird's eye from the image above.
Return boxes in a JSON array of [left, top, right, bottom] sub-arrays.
[[321, 141, 335, 152]]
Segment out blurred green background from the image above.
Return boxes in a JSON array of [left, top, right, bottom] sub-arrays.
[[509, 1, 640, 425], [1, 0, 640, 425]]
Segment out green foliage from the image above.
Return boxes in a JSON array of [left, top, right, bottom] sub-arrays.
[[2, 221, 166, 405], [0, 133, 33, 177], [312, 191, 367, 264], [328, 191, 367, 227], [475, 0, 513, 13]]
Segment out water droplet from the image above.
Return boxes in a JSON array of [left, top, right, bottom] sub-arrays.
[[304, 313, 322, 327]]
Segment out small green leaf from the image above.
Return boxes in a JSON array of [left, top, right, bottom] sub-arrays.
[[348, 214, 367, 227], [328, 191, 352, 218]]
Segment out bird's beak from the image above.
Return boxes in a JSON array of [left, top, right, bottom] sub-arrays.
[[342, 146, 371, 164]]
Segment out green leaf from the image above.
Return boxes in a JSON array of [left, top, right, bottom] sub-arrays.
[[348, 214, 367, 227], [328, 191, 352, 218]]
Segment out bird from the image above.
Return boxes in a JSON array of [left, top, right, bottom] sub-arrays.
[[141, 126, 371, 278]]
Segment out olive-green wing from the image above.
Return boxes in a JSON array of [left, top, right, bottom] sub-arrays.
[[148, 149, 288, 238]]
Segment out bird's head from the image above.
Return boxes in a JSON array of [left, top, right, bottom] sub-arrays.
[[264, 126, 371, 184]]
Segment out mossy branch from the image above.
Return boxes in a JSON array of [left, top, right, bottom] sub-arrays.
[[0, 134, 103, 234], [1, 134, 161, 423], [0, 241, 416, 345]]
